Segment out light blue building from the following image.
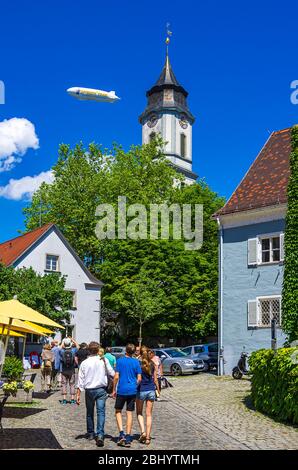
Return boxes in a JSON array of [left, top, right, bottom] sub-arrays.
[[214, 128, 292, 374]]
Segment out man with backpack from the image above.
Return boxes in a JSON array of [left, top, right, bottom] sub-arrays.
[[59, 337, 78, 404]]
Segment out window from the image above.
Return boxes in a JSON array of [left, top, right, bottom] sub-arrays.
[[248, 233, 284, 266], [182, 347, 192, 355], [248, 296, 281, 328], [261, 235, 280, 263], [45, 254, 59, 271], [180, 133, 186, 158], [259, 297, 281, 327], [194, 346, 204, 354], [66, 290, 77, 309]]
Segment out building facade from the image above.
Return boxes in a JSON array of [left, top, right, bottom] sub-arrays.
[[215, 128, 291, 374], [139, 51, 197, 184], [0, 223, 103, 346]]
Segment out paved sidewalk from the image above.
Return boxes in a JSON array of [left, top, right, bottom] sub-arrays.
[[164, 374, 298, 450], [0, 372, 297, 450]]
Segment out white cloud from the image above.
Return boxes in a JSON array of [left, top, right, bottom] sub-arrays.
[[0, 170, 54, 200], [0, 117, 39, 172]]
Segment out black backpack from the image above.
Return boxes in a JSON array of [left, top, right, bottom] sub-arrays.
[[62, 350, 74, 371]]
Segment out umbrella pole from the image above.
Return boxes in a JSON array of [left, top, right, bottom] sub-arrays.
[[22, 333, 27, 361], [0, 318, 12, 378]]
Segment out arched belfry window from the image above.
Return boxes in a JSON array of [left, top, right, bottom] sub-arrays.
[[149, 132, 156, 142], [180, 133, 186, 158]]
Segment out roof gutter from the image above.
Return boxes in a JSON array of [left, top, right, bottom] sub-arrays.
[[217, 217, 224, 376]]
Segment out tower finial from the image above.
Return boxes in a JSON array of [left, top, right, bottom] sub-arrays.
[[165, 22, 172, 56]]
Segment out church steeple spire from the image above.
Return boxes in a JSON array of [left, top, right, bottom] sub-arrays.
[[138, 36, 197, 184]]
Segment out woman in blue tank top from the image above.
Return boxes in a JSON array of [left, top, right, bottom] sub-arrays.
[[136, 348, 160, 445]]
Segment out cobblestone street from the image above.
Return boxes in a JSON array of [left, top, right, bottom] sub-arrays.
[[1, 372, 297, 450]]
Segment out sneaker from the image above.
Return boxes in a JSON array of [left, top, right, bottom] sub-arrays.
[[96, 436, 104, 447], [117, 431, 126, 446], [60, 399, 67, 405], [70, 399, 76, 404], [125, 435, 132, 447], [87, 432, 95, 440]]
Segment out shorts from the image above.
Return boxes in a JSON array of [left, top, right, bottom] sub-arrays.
[[136, 390, 156, 402], [115, 394, 136, 412]]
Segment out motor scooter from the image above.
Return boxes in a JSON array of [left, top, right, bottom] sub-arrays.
[[232, 351, 249, 379]]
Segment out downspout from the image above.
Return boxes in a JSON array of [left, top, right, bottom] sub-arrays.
[[217, 217, 224, 376]]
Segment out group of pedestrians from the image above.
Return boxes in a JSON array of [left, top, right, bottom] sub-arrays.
[[40, 339, 163, 447]]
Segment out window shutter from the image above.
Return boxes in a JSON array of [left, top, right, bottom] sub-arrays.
[[248, 238, 258, 265], [280, 233, 285, 261], [248, 300, 258, 327]]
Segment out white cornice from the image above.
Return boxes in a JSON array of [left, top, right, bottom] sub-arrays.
[[217, 204, 287, 229]]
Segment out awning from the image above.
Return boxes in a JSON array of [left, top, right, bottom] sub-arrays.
[[0, 299, 64, 329]]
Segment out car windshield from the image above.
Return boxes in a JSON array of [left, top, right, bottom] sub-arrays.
[[164, 348, 188, 358]]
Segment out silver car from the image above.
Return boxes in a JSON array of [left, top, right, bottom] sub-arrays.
[[153, 347, 204, 376], [110, 346, 126, 359]]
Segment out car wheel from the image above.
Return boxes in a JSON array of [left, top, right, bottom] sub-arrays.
[[171, 363, 182, 376]]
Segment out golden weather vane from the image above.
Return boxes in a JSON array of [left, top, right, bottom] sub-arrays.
[[165, 22, 172, 53]]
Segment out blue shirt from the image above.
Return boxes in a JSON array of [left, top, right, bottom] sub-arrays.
[[139, 366, 156, 392], [116, 356, 142, 396], [52, 346, 61, 370]]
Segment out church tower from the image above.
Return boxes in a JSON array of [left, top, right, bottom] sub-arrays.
[[139, 50, 197, 184]]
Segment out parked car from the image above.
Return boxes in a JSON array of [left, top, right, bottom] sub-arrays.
[[109, 346, 126, 359], [181, 343, 218, 371], [153, 347, 204, 376]]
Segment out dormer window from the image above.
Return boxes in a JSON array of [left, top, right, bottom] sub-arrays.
[[180, 133, 186, 158], [45, 254, 59, 272]]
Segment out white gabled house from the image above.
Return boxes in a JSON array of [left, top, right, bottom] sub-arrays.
[[0, 223, 103, 345]]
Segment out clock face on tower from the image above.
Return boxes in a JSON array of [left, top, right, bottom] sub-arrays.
[[179, 115, 188, 129], [147, 114, 158, 128]]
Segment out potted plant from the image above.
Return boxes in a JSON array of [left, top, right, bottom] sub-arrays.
[[2, 357, 34, 403]]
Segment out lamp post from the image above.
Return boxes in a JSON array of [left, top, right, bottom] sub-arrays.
[[271, 318, 277, 352]]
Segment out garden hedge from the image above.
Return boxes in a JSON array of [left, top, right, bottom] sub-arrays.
[[249, 348, 298, 424]]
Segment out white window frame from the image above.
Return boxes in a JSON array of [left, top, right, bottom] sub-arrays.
[[256, 295, 282, 328], [257, 232, 284, 265], [66, 289, 77, 310], [45, 253, 60, 272]]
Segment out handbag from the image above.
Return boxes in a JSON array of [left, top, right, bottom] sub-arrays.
[[102, 358, 113, 394]]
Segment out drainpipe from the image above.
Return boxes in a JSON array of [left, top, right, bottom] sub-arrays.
[[217, 218, 224, 376]]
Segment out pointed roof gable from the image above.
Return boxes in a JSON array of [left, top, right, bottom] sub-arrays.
[[215, 128, 292, 216], [0, 223, 103, 286], [0, 223, 53, 266]]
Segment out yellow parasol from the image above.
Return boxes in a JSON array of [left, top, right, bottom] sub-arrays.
[[0, 327, 25, 338], [0, 299, 64, 328]]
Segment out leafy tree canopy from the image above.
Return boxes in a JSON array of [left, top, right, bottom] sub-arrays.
[[23, 139, 224, 341], [0, 264, 72, 325]]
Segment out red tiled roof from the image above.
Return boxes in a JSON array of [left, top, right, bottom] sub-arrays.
[[215, 128, 292, 216], [0, 223, 53, 266]]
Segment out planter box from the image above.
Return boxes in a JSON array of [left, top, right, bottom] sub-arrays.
[[6, 389, 33, 404]]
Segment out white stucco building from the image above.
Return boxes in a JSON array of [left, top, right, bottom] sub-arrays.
[[139, 50, 197, 184], [0, 223, 103, 345]]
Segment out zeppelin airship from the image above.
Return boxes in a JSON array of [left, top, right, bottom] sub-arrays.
[[67, 87, 120, 103]]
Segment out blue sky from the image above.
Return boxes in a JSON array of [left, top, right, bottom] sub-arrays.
[[0, 0, 297, 241]]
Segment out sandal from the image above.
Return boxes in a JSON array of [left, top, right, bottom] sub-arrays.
[[145, 437, 151, 446], [138, 432, 146, 443]]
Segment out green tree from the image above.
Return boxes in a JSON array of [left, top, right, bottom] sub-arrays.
[[0, 264, 72, 325], [23, 139, 224, 341], [282, 125, 298, 342]]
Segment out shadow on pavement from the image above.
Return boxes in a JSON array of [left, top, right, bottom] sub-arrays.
[[3, 407, 46, 419], [0, 428, 62, 449]]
